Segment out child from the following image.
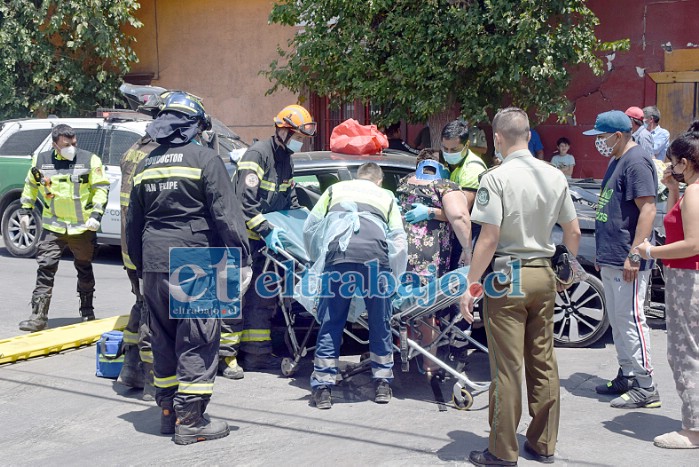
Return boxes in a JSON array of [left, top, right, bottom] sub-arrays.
[[551, 137, 576, 178]]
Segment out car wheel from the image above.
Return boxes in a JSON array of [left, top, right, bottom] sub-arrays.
[[553, 274, 609, 348], [1, 199, 42, 258]]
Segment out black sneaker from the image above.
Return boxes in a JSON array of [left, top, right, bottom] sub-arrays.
[[374, 379, 392, 404], [610, 385, 661, 409], [523, 440, 554, 464], [595, 368, 635, 395], [311, 385, 332, 409]]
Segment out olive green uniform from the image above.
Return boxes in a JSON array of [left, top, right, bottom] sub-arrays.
[[471, 149, 576, 462]]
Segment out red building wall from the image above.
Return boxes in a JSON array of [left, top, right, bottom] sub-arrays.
[[535, 0, 699, 178]]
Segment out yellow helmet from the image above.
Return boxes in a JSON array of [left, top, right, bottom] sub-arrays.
[[274, 105, 316, 136]]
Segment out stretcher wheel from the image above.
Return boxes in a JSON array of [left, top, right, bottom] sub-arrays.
[[281, 357, 297, 377], [452, 385, 474, 410]]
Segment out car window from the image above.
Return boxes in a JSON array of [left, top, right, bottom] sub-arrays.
[[295, 173, 340, 195], [0, 128, 51, 155], [74, 129, 104, 159], [104, 130, 141, 166]]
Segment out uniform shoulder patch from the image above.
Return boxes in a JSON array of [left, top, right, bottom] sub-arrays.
[[94, 166, 102, 177], [245, 173, 260, 188], [476, 187, 490, 206]]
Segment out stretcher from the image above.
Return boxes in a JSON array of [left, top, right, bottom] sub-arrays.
[[262, 210, 489, 410]]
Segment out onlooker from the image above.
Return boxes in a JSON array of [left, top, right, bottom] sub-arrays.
[[529, 128, 545, 159], [550, 137, 576, 178], [637, 122, 699, 449], [583, 110, 660, 409], [396, 149, 472, 374], [17, 124, 110, 332], [461, 107, 580, 466], [386, 122, 419, 155], [626, 106, 654, 156], [643, 105, 671, 161]]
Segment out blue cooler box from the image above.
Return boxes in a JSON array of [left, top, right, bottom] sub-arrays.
[[96, 330, 125, 378]]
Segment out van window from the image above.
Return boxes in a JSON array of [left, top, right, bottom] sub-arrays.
[[74, 129, 104, 159], [0, 129, 51, 156], [104, 130, 141, 166]]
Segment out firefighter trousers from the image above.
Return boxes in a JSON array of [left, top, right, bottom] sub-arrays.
[[142, 272, 220, 408], [32, 229, 96, 299], [239, 240, 277, 357], [124, 268, 153, 364]]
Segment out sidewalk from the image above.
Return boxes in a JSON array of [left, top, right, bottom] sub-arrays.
[[0, 321, 695, 466]]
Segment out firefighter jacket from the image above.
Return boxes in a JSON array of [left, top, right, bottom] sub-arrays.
[[119, 135, 160, 270], [234, 137, 300, 240], [20, 149, 110, 235], [125, 141, 251, 275]]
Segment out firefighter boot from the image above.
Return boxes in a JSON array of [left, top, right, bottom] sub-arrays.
[[174, 400, 230, 445], [19, 295, 51, 332], [142, 362, 156, 401], [79, 291, 96, 321], [219, 356, 244, 380], [161, 401, 176, 435], [117, 345, 144, 389]]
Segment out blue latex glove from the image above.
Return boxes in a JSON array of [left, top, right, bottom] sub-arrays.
[[264, 228, 286, 253], [405, 203, 430, 224]]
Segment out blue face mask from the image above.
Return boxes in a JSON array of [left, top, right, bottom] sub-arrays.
[[286, 138, 304, 153], [443, 150, 465, 165], [415, 160, 450, 180]]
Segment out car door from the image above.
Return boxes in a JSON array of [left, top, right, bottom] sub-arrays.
[[98, 123, 145, 242]]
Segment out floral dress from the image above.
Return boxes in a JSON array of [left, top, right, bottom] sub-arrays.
[[396, 175, 462, 285]]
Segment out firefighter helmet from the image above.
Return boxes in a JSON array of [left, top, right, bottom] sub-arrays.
[[273, 104, 316, 136], [159, 91, 212, 131]]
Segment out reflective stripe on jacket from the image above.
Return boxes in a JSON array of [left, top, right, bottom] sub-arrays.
[[20, 149, 110, 235]]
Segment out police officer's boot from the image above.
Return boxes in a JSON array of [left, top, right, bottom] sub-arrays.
[[19, 295, 51, 332], [160, 401, 176, 435], [142, 362, 156, 401], [117, 345, 144, 389], [218, 356, 244, 380], [79, 291, 96, 321], [174, 400, 230, 445]]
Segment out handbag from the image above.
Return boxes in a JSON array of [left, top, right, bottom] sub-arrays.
[[552, 244, 588, 285]]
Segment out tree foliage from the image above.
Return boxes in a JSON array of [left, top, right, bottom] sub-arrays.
[[0, 0, 142, 119], [266, 0, 627, 127]]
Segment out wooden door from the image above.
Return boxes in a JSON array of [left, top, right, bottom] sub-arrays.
[[656, 82, 699, 141]]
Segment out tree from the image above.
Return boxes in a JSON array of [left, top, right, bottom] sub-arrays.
[[266, 0, 627, 146], [0, 0, 142, 119]]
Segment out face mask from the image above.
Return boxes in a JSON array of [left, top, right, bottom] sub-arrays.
[[594, 135, 618, 158], [643, 122, 649, 129], [671, 163, 686, 183], [494, 151, 503, 162], [59, 145, 76, 160], [443, 150, 465, 165], [286, 138, 303, 153]]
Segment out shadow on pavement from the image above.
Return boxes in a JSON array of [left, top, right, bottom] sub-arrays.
[[436, 430, 488, 461], [602, 412, 679, 442], [560, 372, 613, 403]]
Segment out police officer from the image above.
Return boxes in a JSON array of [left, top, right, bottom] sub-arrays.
[[117, 134, 159, 400], [224, 104, 315, 374], [125, 91, 251, 445], [303, 162, 407, 409], [460, 108, 581, 466], [18, 124, 110, 332]]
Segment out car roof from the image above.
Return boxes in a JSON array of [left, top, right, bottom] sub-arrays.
[[292, 149, 417, 171]]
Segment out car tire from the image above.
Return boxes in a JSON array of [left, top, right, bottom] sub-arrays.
[[1, 199, 42, 258], [553, 274, 609, 348]]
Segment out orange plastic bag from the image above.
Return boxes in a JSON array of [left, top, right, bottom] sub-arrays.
[[329, 118, 389, 155]]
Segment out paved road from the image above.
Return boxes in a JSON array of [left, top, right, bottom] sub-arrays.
[[0, 241, 695, 466]]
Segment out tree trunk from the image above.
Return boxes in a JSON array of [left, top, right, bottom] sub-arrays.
[[427, 108, 460, 150]]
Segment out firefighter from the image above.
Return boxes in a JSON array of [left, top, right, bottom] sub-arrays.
[[18, 124, 110, 332], [125, 91, 251, 444], [117, 134, 159, 400], [223, 104, 315, 375]]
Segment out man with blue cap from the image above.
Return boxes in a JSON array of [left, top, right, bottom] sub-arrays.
[[583, 110, 660, 409]]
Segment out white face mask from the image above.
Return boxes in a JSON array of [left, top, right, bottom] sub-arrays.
[[59, 145, 76, 161], [594, 135, 618, 158], [286, 138, 303, 153]]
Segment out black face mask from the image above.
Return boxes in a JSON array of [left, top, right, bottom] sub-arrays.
[[671, 162, 686, 183]]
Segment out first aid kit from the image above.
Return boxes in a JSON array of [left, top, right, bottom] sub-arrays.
[[95, 330, 124, 378]]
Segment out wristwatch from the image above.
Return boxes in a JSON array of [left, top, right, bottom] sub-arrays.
[[427, 208, 435, 220], [628, 251, 642, 263]]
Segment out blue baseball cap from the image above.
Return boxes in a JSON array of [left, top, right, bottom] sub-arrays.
[[583, 110, 632, 135]]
